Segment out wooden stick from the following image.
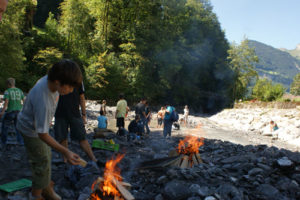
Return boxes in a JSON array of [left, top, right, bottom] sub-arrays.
[[180, 155, 189, 168], [92, 178, 102, 193], [162, 156, 181, 167], [79, 158, 87, 167], [95, 177, 132, 190], [195, 153, 203, 163], [172, 155, 183, 167], [114, 177, 135, 200], [192, 154, 198, 166]]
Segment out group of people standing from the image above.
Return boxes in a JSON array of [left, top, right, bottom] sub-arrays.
[[0, 62, 189, 200]]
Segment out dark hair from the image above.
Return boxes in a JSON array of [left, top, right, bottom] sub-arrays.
[[48, 59, 82, 87], [100, 110, 104, 115], [119, 93, 124, 99]]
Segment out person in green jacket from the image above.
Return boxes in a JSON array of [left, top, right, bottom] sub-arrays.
[[0, 78, 24, 145]]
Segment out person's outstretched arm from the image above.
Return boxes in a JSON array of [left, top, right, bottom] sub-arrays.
[[79, 93, 87, 124], [38, 133, 80, 165]]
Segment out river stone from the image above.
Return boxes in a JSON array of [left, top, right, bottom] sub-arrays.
[[216, 184, 243, 200], [155, 194, 164, 200], [257, 163, 271, 171], [60, 188, 75, 199], [289, 154, 300, 164], [157, 175, 168, 184], [248, 168, 264, 176], [189, 184, 210, 197], [204, 196, 217, 200], [292, 174, 300, 184], [256, 184, 281, 200], [77, 193, 90, 200], [276, 157, 293, 168], [162, 181, 191, 200], [221, 156, 244, 164]]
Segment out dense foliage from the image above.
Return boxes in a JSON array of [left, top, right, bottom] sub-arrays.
[[227, 39, 258, 100], [252, 78, 285, 101], [290, 73, 300, 96], [1, 0, 237, 112]]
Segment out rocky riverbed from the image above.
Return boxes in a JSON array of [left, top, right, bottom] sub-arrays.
[[0, 101, 300, 200]]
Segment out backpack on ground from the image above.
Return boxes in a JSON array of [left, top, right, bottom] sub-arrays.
[[170, 109, 179, 122]]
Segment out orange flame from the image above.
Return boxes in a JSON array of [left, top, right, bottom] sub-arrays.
[[177, 135, 204, 154], [91, 154, 125, 199], [103, 154, 125, 197]]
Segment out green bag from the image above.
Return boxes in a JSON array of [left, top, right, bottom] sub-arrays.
[[92, 139, 119, 152], [0, 179, 32, 193]]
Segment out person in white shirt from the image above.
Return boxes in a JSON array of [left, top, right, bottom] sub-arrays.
[[183, 105, 189, 127]]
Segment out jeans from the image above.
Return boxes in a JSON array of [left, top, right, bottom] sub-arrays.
[[142, 117, 150, 134], [1, 111, 24, 145], [163, 119, 173, 137]]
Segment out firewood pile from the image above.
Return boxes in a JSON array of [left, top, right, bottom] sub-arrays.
[[89, 154, 134, 200], [138, 136, 204, 169], [168, 136, 204, 168]]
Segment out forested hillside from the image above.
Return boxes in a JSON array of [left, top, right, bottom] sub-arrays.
[[0, 0, 235, 113], [248, 40, 300, 89], [281, 44, 300, 61]]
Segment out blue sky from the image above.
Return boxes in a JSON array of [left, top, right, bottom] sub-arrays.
[[210, 0, 300, 49]]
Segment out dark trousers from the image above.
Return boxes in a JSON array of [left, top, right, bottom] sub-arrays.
[[1, 111, 24, 145], [142, 117, 150, 134], [163, 119, 173, 137]]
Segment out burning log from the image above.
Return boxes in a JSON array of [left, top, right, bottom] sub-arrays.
[[94, 177, 132, 190], [137, 136, 204, 169], [195, 153, 203, 164], [173, 135, 204, 168], [114, 178, 135, 200], [192, 154, 198, 165], [90, 154, 135, 200], [180, 155, 189, 168]]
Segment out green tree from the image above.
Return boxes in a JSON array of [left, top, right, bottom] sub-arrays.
[[1, 0, 236, 112], [0, 0, 36, 90], [290, 73, 300, 95], [252, 78, 285, 101], [33, 47, 63, 74], [59, 0, 94, 60], [228, 39, 259, 100]]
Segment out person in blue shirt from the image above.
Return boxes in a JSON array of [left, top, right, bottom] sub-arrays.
[[97, 110, 107, 129], [163, 103, 174, 138]]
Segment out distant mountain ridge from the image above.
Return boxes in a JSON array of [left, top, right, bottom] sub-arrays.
[[248, 40, 300, 89], [280, 43, 300, 60]]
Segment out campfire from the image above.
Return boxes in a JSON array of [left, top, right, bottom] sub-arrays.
[[171, 135, 204, 168], [90, 154, 134, 200]]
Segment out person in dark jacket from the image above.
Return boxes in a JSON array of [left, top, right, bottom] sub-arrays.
[[127, 115, 143, 141]]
